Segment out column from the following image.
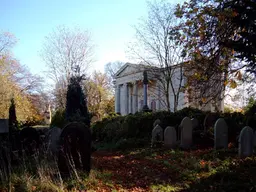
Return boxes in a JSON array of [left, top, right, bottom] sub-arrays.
[[128, 84, 133, 114], [115, 84, 121, 114], [156, 82, 161, 110], [124, 83, 128, 115], [133, 81, 138, 113], [142, 71, 150, 111]]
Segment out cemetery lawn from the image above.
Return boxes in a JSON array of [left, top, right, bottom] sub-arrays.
[[88, 148, 256, 192], [2, 148, 256, 191]]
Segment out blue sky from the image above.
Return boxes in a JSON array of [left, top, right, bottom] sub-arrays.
[[1, 0, 184, 75]]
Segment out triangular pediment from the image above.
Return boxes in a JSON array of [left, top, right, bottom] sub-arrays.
[[114, 63, 143, 78]]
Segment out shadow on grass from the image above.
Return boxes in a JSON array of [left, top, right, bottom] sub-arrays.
[[181, 156, 256, 192], [92, 147, 211, 190], [92, 147, 256, 191], [92, 148, 183, 190]]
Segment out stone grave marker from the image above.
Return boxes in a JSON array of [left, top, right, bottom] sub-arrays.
[[239, 126, 254, 158], [164, 126, 177, 148], [153, 119, 161, 128], [0, 119, 9, 133], [58, 122, 92, 178], [180, 117, 193, 149], [214, 118, 228, 149], [151, 124, 163, 147], [191, 118, 199, 130], [19, 127, 40, 156], [204, 113, 218, 132], [254, 131, 256, 148], [46, 127, 62, 154]]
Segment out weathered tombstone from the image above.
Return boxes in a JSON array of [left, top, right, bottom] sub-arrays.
[[153, 119, 161, 128], [214, 118, 228, 149], [46, 127, 61, 155], [58, 122, 92, 178], [254, 131, 256, 148], [191, 118, 199, 130], [239, 126, 254, 158], [0, 119, 9, 133], [151, 125, 163, 147], [164, 126, 177, 148], [0, 119, 9, 179], [204, 113, 218, 132], [180, 117, 193, 149], [19, 127, 40, 156]]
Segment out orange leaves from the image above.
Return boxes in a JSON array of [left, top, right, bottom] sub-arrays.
[[201, 98, 207, 103], [232, 11, 238, 17], [200, 160, 207, 168]]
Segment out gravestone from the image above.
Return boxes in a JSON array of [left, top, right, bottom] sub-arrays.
[[153, 119, 161, 128], [214, 118, 228, 149], [204, 114, 218, 132], [0, 119, 9, 133], [254, 131, 256, 148], [58, 122, 92, 178], [239, 126, 254, 158], [151, 125, 163, 147], [19, 127, 40, 156], [180, 117, 193, 149], [46, 127, 61, 155], [164, 126, 177, 148], [191, 118, 199, 130]]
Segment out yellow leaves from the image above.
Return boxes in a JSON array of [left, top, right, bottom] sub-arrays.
[[229, 79, 237, 89]]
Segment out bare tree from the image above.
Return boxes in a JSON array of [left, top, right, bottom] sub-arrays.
[[105, 61, 125, 79], [128, 0, 186, 112], [41, 25, 94, 108], [104, 61, 125, 91], [0, 31, 16, 55]]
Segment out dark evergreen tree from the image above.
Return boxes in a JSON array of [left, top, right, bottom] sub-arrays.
[[65, 75, 90, 127], [221, 0, 256, 74], [8, 98, 18, 132]]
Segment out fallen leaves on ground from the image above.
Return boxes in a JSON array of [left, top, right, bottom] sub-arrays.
[[86, 148, 256, 192]]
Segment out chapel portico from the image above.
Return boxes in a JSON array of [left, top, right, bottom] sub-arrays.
[[114, 63, 225, 115], [114, 63, 162, 115]]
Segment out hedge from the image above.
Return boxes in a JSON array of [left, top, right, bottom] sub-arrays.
[[91, 107, 252, 147]]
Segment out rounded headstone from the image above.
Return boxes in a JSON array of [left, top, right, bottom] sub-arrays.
[[180, 117, 193, 149], [164, 126, 177, 148], [153, 119, 161, 128], [191, 118, 199, 130], [19, 127, 40, 156], [46, 127, 62, 154], [239, 126, 254, 158], [58, 122, 92, 178], [151, 125, 163, 147], [214, 118, 228, 149], [204, 113, 218, 132], [254, 131, 256, 148]]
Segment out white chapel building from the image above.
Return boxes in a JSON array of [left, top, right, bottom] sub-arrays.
[[113, 63, 224, 115]]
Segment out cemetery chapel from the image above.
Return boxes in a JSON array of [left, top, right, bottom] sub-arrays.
[[113, 63, 224, 115]]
